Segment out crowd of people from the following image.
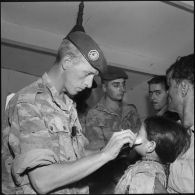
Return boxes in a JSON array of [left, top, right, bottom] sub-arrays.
[[1, 28, 194, 194]]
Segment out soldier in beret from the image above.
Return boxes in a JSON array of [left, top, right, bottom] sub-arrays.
[[85, 66, 142, 193], [2, 31, 139, 194]]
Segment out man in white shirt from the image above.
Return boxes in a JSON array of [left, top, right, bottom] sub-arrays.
[[166, 54, 194, 193], [154, 53, 194, 193]]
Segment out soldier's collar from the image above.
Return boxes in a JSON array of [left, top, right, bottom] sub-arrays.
[[42, 73, 73, 111]]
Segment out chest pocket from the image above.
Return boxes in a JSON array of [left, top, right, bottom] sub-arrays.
[[45, 115, 85, 162], [100, 114, 121, 131]]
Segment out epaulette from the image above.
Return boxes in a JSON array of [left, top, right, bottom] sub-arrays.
[[17, 81, 46, 105]]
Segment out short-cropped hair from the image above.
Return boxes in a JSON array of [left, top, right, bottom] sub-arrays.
[[167, 54, 194, 87], [55, 39, 82, 65], [144, 116, 190, 164], [147, 76, 168, 90]]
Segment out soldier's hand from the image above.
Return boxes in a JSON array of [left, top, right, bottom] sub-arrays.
[[100, 129, 136, 161]]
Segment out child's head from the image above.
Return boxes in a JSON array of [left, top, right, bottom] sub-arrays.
[[134, 116, 190, 163]]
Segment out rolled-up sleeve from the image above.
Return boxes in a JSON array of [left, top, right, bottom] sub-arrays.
[[9, 102, 60, 186]]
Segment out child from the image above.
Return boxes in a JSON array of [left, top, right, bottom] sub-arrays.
[[115, 116, 190, 194]]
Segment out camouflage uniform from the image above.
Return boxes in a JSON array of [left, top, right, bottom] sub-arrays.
[[85, 97, 141, 150], [85, 96, 141, 194], [2, 73, 89, 194]]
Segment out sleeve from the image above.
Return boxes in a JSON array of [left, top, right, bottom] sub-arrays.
[[85, 109, 105, 150], [8, 102, 60, 186], [168, 157, 194, 193], [128, 172, 156, 193], [115, 171, 157, 194], [121, 105, 142, 133]]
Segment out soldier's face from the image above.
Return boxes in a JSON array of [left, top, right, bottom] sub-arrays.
[[63, 56, 98, 96], [104, 78, 126, 101], [148, 83, 168, 111]]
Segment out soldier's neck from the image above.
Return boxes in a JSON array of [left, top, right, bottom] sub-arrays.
[[104, 96, 122, 114], [156, 105, 168, 116]]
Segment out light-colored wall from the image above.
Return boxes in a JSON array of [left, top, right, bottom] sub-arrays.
[[124, 82, 154, 121]]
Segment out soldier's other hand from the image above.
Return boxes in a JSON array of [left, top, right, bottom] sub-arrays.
[[100, 129, 136, 161]]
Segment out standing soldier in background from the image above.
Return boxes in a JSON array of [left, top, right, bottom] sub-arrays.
[[85, 66, 141, 193]]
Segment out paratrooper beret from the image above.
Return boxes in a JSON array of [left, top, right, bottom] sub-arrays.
[[65, 31, 107, 74]]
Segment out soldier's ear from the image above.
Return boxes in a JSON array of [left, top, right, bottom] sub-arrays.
[[179, 80, 189, 97], [61, 55, 72, 71]]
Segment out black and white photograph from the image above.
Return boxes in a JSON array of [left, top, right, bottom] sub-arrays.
[[1, 1, 194, 194]]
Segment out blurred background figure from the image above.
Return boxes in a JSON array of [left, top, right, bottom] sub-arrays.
[[148, 75, 180, 122]]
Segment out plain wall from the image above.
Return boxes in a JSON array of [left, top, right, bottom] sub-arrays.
[[124, 82, 154, 121]]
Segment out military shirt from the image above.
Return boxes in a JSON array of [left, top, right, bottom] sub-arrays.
[[2, 73, 89, 194], [115, 160, 167, 194], [85, 97, 141, 150]]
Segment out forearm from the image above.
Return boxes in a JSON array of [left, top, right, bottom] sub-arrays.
[[28, 151, 109, 194], [84, 148, 100, 156]]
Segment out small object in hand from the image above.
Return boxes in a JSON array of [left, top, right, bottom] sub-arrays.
[[134, 137, 142, 145]]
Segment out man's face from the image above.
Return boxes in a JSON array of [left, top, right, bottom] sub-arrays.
[[104, 78, 126, 101], [148, 83, 168, 111], [63, 56, 98, 96]]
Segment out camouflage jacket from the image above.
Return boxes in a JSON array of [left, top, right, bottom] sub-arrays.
[[85, 97, 141, 150], [1, 73, 89, 194]]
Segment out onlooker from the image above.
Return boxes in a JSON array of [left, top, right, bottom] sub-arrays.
[[166, 54, 194, 193], [115, 116, 190, 194], [85, 66, 141, 193], [148, 76, 180, 121], [1, 31, 137, 194], [85, 66, 141, 149]]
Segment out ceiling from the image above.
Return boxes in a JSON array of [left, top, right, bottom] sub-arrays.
[[1, 1, 194, 88]]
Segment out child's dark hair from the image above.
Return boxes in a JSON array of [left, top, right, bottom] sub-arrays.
[[144, 116, 190, 164]]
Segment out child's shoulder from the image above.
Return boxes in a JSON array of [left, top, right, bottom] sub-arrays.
[[115, 160, 167, 194], [130, 160, 164, 174]]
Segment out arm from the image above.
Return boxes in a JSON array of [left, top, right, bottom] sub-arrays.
[[11, 101, 137, 194], [28, 150, 108, 194], [29, 130, 137, 194]]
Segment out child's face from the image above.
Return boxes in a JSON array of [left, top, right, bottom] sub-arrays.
[[134, 124, 149, 156]]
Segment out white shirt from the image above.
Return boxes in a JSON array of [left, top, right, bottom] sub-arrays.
[[168, 125, 194, 193]]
